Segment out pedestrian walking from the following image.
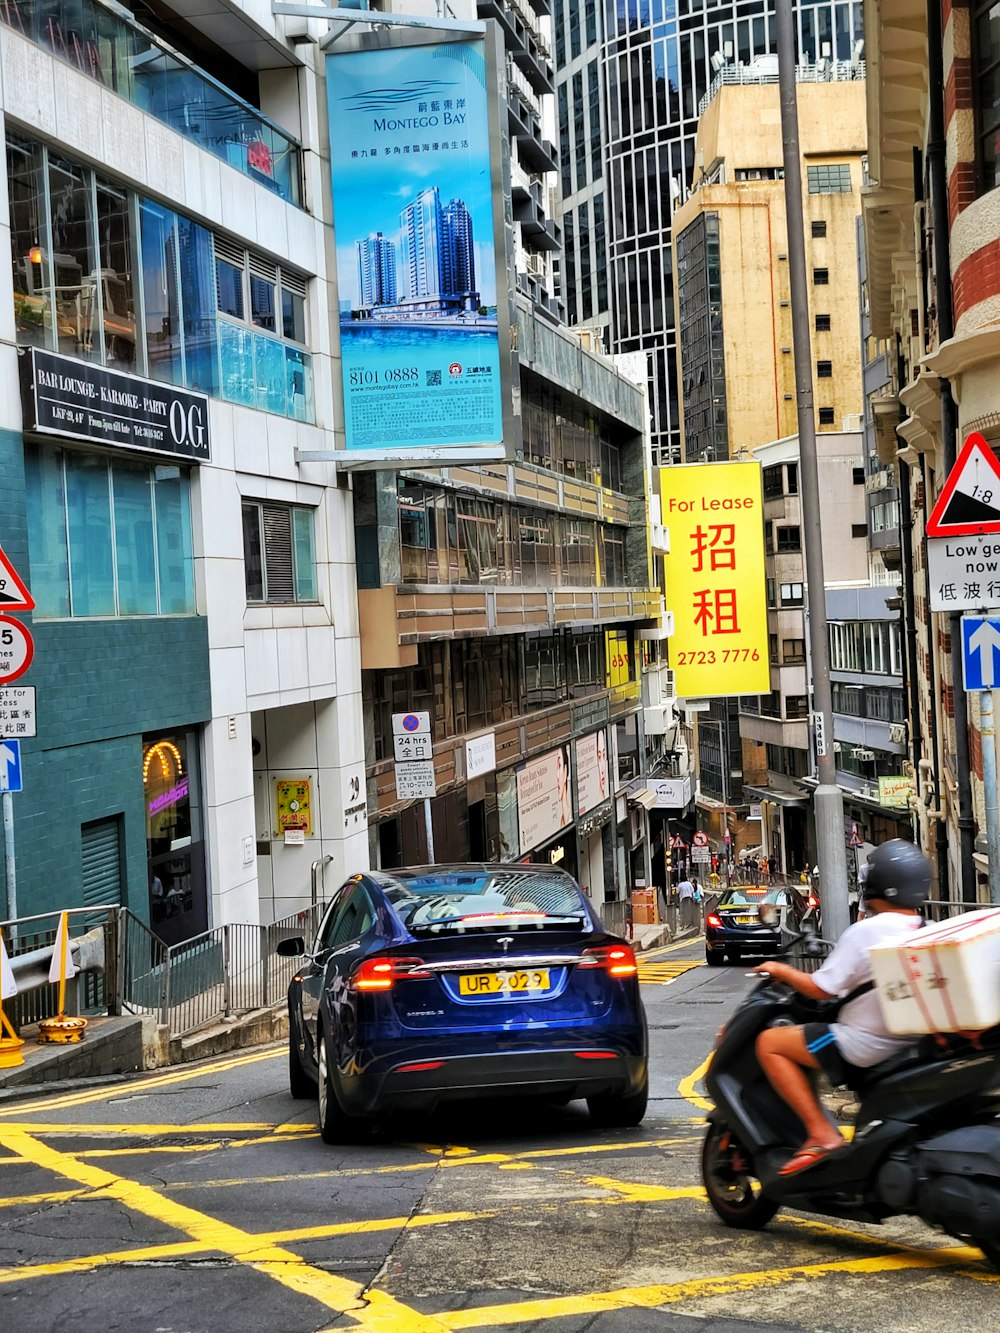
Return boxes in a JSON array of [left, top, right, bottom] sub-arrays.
[[677, 873, 696, 930]]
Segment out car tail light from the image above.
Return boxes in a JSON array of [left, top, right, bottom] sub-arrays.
[[351, 956, 431, 991], [706, 913, 723, 929], [579, 943, 638, 976]]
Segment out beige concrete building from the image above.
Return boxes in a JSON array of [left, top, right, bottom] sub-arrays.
[[672, 74, 868, 464]]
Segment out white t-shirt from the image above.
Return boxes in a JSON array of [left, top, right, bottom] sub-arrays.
[[677, 880, 695, 899], [812, 912, 924, 1067]]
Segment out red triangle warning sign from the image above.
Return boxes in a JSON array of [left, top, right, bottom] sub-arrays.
[[0, 545, 34, 612], [926, 432, 1000, 537]]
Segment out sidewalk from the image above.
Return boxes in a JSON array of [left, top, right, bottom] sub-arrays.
[[631, 921, 702, 952]]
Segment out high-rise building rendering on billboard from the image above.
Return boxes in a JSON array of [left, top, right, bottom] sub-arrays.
[[442, 198, 476, 296], [553, 0, 865, 466], [400, 187, 445, 301], [355, 231, 397, 309]]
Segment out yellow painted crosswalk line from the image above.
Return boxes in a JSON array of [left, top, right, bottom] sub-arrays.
[[636, 959, 704, 986]]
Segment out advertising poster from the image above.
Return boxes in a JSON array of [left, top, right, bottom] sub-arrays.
[[575, 730, 611, 816], [660, 461, 770, 697], [516, 746, 572, 855], [327, 39, 506, 460], [877, 775, 915, 808]]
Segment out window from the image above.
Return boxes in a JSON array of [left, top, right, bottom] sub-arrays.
[[786, 695, 809, 719], [786, 463, 798, 494], [6, 129, 312, 421], [815, 314, 831, 332], [818, 407, 836, 425], [807, 164, 853, 194], [24, 443, 194, 618], [776, 526, 801, 552], [973, 0, 1000, 190], [242, 501, 317, 604], [763, 465, 784, 499], [780, 582, 804, 606], [817, 360, 833, 378], [783, 638, 806, 663], [561, 519, 597, 583], [853, 467, 865, 484], [811, 220, 828, 237], [769, 633, 779, 660], [766, 577, 776, 607], [813, 268, 830, 285], [852, 523, 868, 538], [601, 525, 628, 586]]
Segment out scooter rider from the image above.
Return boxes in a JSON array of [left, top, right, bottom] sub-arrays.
[[752, 839, 933, 1177]]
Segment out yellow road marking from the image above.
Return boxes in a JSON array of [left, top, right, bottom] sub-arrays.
[[0, 1048, 283, 1118], [0, 1129, 446, 1331], [0, 1121, 313, 1136], [0, 1189, 81, 1208], [678, 1053, 713, 1112], [636, 960, 704, 985], [642, 937, 706, 959], [435, 1250, 994, 1328]]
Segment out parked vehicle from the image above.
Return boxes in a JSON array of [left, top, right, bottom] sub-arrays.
[[704, 885, 813, 965], [277, 865, 649, 1142], [702, 919, 1000, 1270]]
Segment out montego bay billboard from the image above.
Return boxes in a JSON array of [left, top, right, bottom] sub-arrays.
[[326, 33, 517, 466]]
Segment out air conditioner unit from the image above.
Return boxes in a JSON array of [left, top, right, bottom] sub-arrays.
[[852, 747, 876, 761], [663, 669, 676, 696]]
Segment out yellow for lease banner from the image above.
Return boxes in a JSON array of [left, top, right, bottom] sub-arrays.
[[660, 461, 770, 698]]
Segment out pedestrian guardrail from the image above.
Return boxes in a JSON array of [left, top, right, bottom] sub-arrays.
[[0, 906, 115, 1029], [2, 901, 325, 1042]]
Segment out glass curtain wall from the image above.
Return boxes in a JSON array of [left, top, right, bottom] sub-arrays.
[[7, 130, 312, 421]]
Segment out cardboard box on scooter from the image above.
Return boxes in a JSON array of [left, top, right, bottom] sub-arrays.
[[869, 908, 1000, 1035]]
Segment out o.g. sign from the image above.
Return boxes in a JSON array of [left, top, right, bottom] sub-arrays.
[[21, 348, 210, 462]]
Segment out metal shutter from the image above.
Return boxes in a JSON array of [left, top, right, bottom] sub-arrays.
[[81, 818, 123, 910], [262, 504, 295, 601]]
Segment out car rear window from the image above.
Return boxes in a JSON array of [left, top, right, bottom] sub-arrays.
[[383, 869, 588, 933]]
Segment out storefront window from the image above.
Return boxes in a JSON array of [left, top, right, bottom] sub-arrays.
[[8, 134, 53, 350], [48, 153, 99, 363], [25, 443, 195, 618], [144, 731, 208, 945]]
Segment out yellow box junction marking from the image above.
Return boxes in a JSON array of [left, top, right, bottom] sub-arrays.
[[636, 959, 705, 986]]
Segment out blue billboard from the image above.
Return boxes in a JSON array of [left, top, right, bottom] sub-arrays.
[[327, 38, 510, 462]]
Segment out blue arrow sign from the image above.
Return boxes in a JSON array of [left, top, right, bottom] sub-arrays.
[[0, 739, 22, 792], [961, 615, 1000, 690]]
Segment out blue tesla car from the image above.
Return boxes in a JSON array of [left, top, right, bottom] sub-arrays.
[[277, 864, 649, 1142]]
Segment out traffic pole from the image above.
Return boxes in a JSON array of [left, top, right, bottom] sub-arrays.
[[776, 0, 850, 939], [980, 690, 1000, 903], [3, 789, 15, 941]]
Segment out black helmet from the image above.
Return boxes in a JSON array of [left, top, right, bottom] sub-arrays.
[[862, 839, 932, 909]]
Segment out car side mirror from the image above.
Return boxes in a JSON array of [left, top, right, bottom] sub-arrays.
[[276, 936, 306, 957]]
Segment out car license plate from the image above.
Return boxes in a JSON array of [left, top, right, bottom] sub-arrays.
[[735, 915, 758, 924], [458, 969, 551, 996]]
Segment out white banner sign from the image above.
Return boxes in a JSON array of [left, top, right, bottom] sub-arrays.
[[575, 730, 610, 816], [516, 746, 572, 855], [466, 731, 497, 780]]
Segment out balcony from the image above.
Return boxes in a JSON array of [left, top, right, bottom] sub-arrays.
[[480, 0, 553, 94], [359, 584, 661, 668], [2, 0, 301, 205]]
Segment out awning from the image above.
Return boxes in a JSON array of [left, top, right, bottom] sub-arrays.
[[628, 788, 658, 811], [742, 785, 809, 809]]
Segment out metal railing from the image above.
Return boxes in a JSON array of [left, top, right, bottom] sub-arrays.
[[119, 903, 324, 1037], [0, 905, 117, 1028], [3, 901, 325, 1042], [923, 898, 994, 923]]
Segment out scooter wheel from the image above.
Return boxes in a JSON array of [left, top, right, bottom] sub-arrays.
[[701, 1121, 780, 1230], [977, 1237, 1000, 1273]]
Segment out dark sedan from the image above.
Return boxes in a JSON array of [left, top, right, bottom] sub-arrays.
[[278, 865, 649, 1142], [704, 885, 813, 965]]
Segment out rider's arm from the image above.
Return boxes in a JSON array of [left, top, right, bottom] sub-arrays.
[[753, 960, 834, 1001]]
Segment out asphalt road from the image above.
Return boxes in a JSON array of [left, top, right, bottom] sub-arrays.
[[0, 937, 997, 1332]]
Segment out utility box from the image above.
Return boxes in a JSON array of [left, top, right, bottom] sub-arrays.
[[631, 887, 658, 926], [870, 909, 1000, 1035]]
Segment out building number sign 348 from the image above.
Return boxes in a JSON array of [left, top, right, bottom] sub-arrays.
[[0, 616, 34, 684]]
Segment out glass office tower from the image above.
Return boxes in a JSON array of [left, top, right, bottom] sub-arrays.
[[554, 0, 865, 465]]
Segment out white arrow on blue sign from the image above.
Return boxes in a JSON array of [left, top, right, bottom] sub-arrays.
[[961, 615, 1000, 690], [0, 739, 22, 792]]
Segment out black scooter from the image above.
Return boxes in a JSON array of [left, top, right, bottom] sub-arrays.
[[702, 917, 1000, 1269]]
